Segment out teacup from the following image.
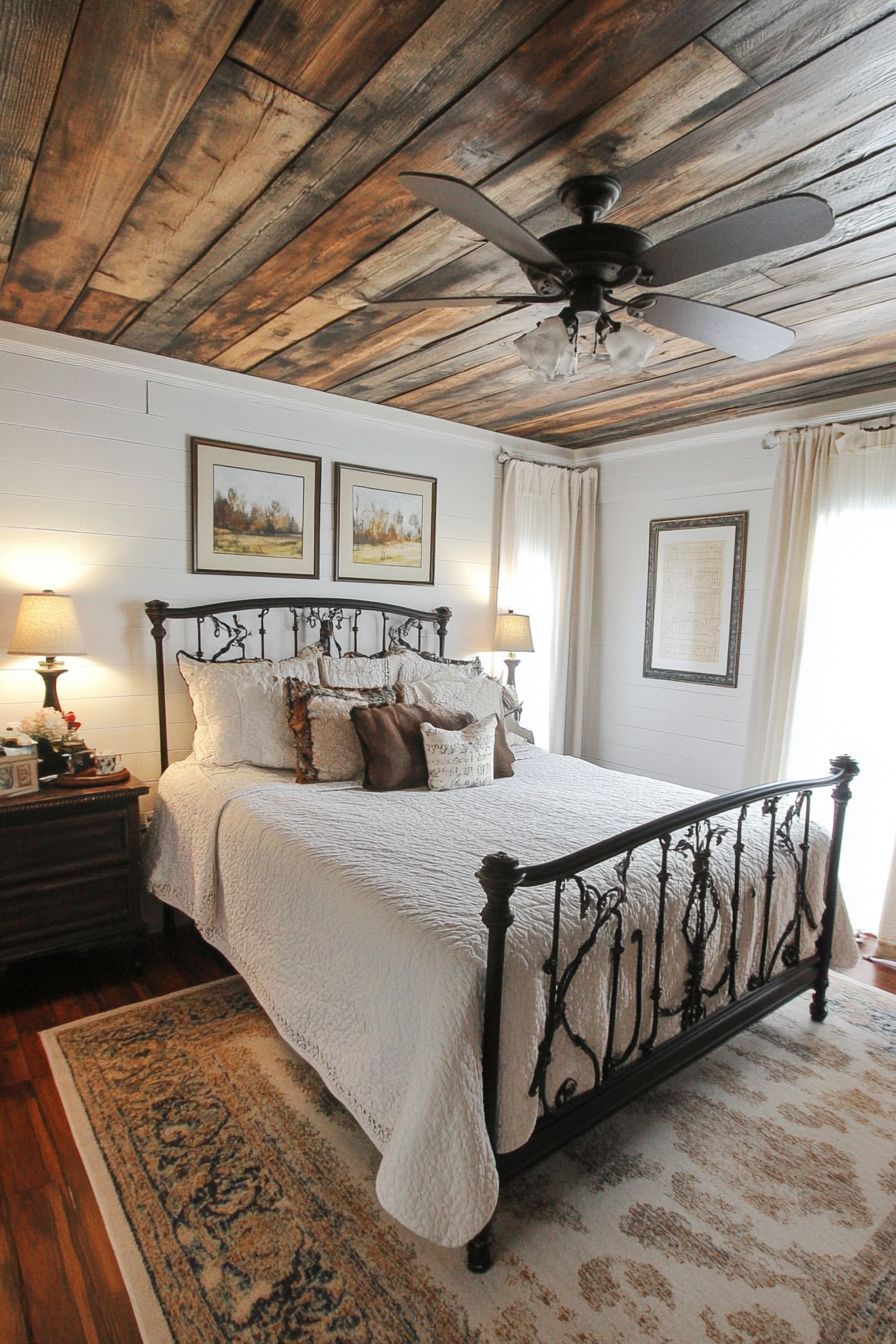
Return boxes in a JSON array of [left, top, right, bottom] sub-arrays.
[[95, 752, 122, 776]]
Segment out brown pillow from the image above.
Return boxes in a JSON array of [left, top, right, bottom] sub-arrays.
[[351, 703, 514, 791]]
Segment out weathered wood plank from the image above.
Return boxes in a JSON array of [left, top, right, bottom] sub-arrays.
[[230, 0, 444, 111], [120, 0, 572, 353], [0, 0, 81, 253], [254, 303, 520, 389], [707, 0, 896, 85], [738, 245, 896, 317], [0, 0, 257, 330], [61, 289, 145, 343], [212, 295, 358, 371], [612, 14, 896, 234], [91, 60, 330, 304]]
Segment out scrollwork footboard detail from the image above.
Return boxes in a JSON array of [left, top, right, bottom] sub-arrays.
[[469, 755, 859, 1271]]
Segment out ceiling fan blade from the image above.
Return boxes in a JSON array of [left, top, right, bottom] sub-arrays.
[[647, 294, 794, 361], [399, 171, 567, 273], [374, 294, 549, 307], [639, 195, 835, 286]]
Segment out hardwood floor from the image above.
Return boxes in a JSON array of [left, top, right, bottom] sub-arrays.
[[0, 928, 893, 1343], [0, 927, 232, 1344]]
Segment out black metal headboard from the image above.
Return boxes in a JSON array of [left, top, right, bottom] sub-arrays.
[[145, 596, 452, 772]]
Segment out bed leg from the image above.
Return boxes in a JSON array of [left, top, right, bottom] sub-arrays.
[[466, 1221, 493, 1273]]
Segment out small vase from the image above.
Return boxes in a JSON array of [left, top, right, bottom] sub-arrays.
[[36, 740, 70, 779]]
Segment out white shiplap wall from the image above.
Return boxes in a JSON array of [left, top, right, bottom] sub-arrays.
[[0, 323, 551, 804]]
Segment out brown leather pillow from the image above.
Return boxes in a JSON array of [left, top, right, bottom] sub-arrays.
[[351, 703, 514, 791]]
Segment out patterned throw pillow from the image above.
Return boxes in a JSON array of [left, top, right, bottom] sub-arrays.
[[318, 654, 399, 689], [389, 648, 484, 684], [285, 681, 396, 782], [420, 715, 496, 792]]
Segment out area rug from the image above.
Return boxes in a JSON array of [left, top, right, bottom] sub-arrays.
[[41, 975, 896, 1344]]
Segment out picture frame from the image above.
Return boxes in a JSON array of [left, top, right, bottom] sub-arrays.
[[191, 438, 321, 579], [643, 512, 748, 687], [333, 463, 436, 585]]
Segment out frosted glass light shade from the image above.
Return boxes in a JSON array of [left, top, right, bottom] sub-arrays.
[[513, 317, 577, 382], [493, 610, 534, 654], [7, 590, 86, 656], [603, 323, 656, 372]]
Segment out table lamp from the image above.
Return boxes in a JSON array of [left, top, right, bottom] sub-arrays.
[[7, 590, 86, 711], [492, 610, 534, 691]]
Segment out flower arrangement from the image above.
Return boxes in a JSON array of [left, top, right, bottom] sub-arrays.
[[15, 707, 70, 744]]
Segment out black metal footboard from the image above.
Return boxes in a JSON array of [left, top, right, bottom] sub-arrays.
[[467, 755, 859, 1272]]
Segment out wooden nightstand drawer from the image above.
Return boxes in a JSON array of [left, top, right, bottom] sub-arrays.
[[0, 808, 132, 883], [0, 776, 149, 970]]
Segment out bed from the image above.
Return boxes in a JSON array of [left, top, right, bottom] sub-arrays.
[[143, 594, 859, 1272]]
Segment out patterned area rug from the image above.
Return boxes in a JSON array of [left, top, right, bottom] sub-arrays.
[[42, 975, 896, 1344]]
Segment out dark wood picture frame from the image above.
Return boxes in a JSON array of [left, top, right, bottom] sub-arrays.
[[333, 462, 436, 585], [643, 512, 748, 687], [191, 438, 321, 579]]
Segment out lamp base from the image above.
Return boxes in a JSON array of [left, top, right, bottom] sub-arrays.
[[503, 657, 520, 690], [37, 664, 67, 712]]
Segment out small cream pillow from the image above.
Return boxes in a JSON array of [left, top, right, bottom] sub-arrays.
[[421, 715, 496, 791], [391, 649, 483, 685], [319, 654, 398, 689], [401, 674, 507, 724]]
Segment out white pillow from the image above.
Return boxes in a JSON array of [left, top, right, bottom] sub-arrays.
[[391, 649, 482, 685], [319, 654, 398, 689], [401, 674, 507, 723], [177, 652, 319, 768], [421, 715, 496, 791]]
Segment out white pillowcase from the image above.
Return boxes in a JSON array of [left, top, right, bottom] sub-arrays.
[[319, 654, 398, 689], [177, 653, 319, 768], [421, 715, 496, 791], [401, 674, 507, 724], [391, 649, 483, 685]]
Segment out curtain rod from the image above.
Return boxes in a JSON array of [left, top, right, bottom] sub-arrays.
[[762, 411, 896, 448]]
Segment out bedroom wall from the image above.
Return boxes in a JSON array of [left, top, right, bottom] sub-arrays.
[[581, 384, 896, 795], [0, 323, 558, 804]]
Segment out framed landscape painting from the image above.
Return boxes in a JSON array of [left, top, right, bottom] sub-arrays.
[[191, 438, 321, 578], [643, 512, 748, 687], [334, 463, 436, 585]]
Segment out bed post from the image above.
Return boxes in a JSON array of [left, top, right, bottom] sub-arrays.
[[435, 606, 452, 658], [469, 849, 520, 1272], [146, 600, 170, 773], [811, 754, 860, 1022]]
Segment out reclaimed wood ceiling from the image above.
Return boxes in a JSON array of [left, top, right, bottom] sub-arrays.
[[2, 0, 896, 449]]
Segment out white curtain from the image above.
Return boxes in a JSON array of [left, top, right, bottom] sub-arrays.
[[744, 419, 896, 945], [496, 458, 599, 754]]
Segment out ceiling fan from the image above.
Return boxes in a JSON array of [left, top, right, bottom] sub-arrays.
[[380, 172, 834, 381]]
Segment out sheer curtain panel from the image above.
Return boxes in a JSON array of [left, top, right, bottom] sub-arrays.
[[744, 420, 896, 944], [497, 458, 599, 754]]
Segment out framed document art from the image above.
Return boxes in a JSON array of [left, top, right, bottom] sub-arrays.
[[334, 463, 436, 584], [643, 512, 748, 687], [191, 438, 321, 578]]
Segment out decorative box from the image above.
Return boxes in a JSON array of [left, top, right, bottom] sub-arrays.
[[0, 746, 40, 797]]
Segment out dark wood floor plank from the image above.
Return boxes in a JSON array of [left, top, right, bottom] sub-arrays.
[[707, 0, 894, 85], [0, 0, 81, 254], [0, 1002, 28, 1090], [11, 1184, 93, 1344], [120, 0, 572, 354], [0, 1200, 28, 1344], [229, 0, 444, 112], [0, 1083, 52, 1198], [0, 0, 257, 330], [93, 58, 330, 307]]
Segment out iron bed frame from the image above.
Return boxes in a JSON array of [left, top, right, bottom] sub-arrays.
[[145, 595, 858, 1274]]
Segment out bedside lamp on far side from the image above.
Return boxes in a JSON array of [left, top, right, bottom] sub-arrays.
[[7, 590, 86, 712], [492, 609, 534, 692]]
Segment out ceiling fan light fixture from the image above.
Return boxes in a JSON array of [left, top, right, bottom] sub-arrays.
[[513, 316, 577, 382], [602, 322, 656, 373]]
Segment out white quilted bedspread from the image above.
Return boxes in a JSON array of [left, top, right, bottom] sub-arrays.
[[143, 746, 857, 1246]]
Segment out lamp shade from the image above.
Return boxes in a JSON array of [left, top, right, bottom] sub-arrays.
[[7, 590, 86, 656], [493, 610, 534, 654], [603, 323, 656, 372]]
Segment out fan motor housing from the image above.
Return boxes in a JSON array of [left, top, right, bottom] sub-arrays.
[[523, 222, 653, 294]]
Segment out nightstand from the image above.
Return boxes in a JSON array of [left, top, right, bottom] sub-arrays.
[[0, 776, 149, 973]]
